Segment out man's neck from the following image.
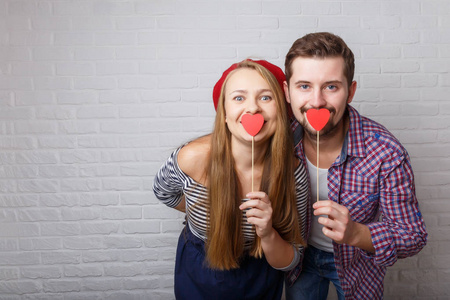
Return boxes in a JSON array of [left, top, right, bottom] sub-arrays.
[[303, 115, 349, 169]]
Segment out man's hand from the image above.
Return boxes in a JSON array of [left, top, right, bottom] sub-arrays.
[[313, 200, 375, 253]]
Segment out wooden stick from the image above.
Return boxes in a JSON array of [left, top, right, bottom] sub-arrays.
[[317, 130, 319, 203], [252, 136, 254, 192]]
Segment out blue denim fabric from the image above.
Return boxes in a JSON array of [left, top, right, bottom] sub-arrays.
[[285, 245, 345, 300], [175, 225, 283, 300]]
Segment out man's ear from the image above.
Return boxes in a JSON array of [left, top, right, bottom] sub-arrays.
[[347, 81, 357, 104], [283, 81, 291, 104]]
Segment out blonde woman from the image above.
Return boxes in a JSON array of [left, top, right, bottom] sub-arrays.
[[153, 60, 308, 299]]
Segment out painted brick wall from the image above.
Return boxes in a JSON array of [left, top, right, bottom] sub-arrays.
[[0, 1, 449, 299]]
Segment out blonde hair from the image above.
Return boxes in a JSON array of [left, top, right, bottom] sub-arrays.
[[206, 60, 305, 270]]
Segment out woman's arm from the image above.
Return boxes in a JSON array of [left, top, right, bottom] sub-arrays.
[[260, 227, 298, 270], [174, 196, 186, 212], [240, 191, 298, 270], [153, 135, 211, 211], [152, 148, 186, 209]]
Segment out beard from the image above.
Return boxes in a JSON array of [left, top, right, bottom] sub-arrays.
[[299, 106, 347, 140]]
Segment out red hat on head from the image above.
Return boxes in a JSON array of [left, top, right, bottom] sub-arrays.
[[212, 59, 286, 111]]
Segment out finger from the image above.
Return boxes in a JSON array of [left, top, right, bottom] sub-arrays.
[[322, 226, 345, 244], [313, 200, 348, 215], [241, 199, 272, 211], [322, 226, 334, 240], [245, 192, 270, 203], [318, 216, 347, 241], [316, 209, 348, 228], [313, 206, 339, 219], [246, 215, 270, 230], [318, 216, 333, 229], [313, 199, 333, 209], [239, 199, 259, 211], [314, 203, 349, 221], [246, 206, 271, 219], [318, 218, 340, 238]]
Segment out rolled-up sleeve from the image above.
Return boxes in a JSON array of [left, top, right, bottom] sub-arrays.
[[363, 154, 428, 266]]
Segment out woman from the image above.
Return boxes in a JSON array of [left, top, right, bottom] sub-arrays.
[[153, 59, 308, 299]]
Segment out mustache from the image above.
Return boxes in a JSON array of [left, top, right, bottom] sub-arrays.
[[300, 107, 336, 114]]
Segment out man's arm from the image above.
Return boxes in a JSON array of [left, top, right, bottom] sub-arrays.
[[314, 155, 427, 266], [365, 156, 427, 266]]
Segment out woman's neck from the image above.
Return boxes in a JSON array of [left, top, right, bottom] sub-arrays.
[[231, 138, 267, 170], [231, 138, 268, 195]]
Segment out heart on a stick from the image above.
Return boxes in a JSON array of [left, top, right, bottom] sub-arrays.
[[241, 113, 264, 137], [306, 108, 330, 131]]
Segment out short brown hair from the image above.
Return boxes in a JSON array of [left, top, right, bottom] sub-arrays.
[[285, 32, 355, 86]]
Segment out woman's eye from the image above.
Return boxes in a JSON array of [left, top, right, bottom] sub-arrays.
[[261, 96, 271, 101], [234, 96, 244, 101]]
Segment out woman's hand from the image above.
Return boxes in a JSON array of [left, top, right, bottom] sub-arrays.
[[239, 191, 274, 239], [240, 191, 297, 269]]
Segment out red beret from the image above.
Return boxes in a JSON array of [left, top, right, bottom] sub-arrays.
[[212, 59, 286, 111]]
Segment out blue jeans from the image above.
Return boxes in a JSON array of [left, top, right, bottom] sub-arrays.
[[285, 245, 345, 300]]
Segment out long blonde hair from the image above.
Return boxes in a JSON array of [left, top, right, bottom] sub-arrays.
[[206, 60, 304, 270]]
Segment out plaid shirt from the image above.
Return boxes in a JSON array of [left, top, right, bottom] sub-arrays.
[[286, 105, 427, 300]]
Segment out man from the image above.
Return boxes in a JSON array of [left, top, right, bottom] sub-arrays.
[[283, 32, 428, 300]]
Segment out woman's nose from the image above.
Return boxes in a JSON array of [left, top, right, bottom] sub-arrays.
[[246, 98, 261, 114]]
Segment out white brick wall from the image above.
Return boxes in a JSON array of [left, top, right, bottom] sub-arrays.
[[0, 0, 449, 299]]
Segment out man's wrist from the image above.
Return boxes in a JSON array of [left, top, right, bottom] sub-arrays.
[[350, 222, 375, 253]]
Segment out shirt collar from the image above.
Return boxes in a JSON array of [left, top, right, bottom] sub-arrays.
[[345, 105, 366, 159]]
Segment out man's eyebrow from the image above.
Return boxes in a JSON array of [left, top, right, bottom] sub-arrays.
[[324, 80, 344, 85], [292, 80, 344, 85], [293, 80, 311, 85]]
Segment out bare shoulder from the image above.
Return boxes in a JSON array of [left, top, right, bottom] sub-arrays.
[[177, 135, 211, 184]]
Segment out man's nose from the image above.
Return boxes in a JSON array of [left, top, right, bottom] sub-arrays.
[[310, 90, 327, 108]]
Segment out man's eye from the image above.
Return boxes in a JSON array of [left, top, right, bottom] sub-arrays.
[[326, 85, 337, 90], [300, 85, 309, 90]]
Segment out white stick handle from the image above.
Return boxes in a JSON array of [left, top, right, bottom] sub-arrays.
[[317, 131, 319, 203], [252, 136, 254, 193]]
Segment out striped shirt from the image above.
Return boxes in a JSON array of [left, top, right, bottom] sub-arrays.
[[153, 145, 309, 270], [286, 105, 428, 299]]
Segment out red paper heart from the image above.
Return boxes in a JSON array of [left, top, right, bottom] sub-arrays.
[[306, 108, 330, 131], [241, 114, 264, 137]]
